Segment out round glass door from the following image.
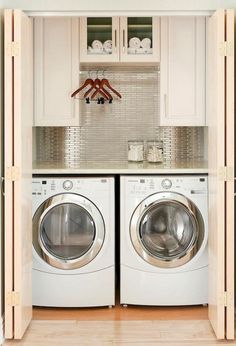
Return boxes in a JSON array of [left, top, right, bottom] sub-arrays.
[[33, 193, 105, 270], [40, 203, 95, 260], [130, 192, 204, 268]]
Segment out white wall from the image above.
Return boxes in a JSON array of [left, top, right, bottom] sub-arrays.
[[0, 0, 235, 12]]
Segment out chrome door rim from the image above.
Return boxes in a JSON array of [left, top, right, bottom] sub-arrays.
[[33, 193, 105, 270], [130, 192, 204, 268]]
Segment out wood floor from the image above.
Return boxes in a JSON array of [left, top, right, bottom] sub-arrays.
[[4, 320, 234, 345], [33, 304, 208, 320], [3, 300, 233, 344]]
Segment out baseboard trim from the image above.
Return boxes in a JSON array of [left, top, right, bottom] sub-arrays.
[[0, 315, 4, 346]]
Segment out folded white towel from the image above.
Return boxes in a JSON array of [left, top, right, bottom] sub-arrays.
[[141, 38, 151, 49], [129, 37, 141, 49], [91, 40, 103, 50]]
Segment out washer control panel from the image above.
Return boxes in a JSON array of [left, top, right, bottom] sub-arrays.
[[161, 178, 172, 190], [32, 178, 111, 198], [63, 180, 73, 190]]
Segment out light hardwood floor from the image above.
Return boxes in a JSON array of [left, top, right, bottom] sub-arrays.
[[3, 320, 235, 345], [33, 305, 208, 320]]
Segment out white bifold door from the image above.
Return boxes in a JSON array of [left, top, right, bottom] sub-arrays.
[[4, 9, 33, 339], [207, 9, 235, 340], [3, 8, 235, 341]]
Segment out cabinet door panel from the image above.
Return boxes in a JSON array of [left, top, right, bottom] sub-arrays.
[[80, 17, 119, 62], [160, 17, 205, 126], [34, 18, 80, 126], [120, 16, 160, 62]]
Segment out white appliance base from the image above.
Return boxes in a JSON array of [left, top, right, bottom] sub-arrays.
[[33, 266, 115, 307], [120, 264, 208, 306]]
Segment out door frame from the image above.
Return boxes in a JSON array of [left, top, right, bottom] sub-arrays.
[[2, 7, 235, 341]]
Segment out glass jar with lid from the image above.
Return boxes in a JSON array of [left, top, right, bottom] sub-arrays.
[[146, 140, 163, 163], [128, 140, 144, 162]]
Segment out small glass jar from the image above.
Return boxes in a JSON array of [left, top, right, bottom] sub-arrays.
[[128, 140, 144, 162], [146, 140, 163, 163]]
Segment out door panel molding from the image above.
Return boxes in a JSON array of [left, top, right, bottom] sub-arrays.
[[4, 9, 33, 340], [4, 8, 14, 339], [207, 9, 225, 340]]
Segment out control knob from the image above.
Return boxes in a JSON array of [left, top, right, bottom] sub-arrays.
[[161, 178, 172, 189], [63, 180, 73, 190]]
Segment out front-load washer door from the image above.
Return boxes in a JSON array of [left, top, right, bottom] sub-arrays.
[[33, 193, 105, 270], [130, 192, 205, 268]]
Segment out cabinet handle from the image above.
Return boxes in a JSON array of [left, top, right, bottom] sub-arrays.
[[1, 177, 5, 196], [123, 29, 125, 52], [114, 29, 117, 52], [164, 94, 167, 117]]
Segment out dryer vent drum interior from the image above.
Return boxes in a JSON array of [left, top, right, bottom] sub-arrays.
[[139, 201, 197, 260], [40, 203, 95, 260]]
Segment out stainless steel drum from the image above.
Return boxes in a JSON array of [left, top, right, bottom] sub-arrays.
[[33, 193, 105, 270], [130, 192, 204, 268]]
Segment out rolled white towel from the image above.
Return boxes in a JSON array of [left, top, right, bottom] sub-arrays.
[[103, 40, 112, 52], [129, 37, 141, 49], [141, 37, 151, 49], [91, 40, 103, 50]]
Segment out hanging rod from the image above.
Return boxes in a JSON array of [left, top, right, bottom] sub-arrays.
[[79, 69, 160, 75]]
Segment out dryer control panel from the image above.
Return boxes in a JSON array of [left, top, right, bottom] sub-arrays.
[[124, 175, 208, 196]]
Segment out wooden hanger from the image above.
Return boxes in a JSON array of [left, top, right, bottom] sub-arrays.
[[71, 71, 121, 102], [100, 78, 122, 99], [84, 78, 111, 100], [71, 78, 94, 98], [89, 78, 113, 100]]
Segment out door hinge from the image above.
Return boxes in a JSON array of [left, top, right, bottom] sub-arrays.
[[5, 166, 20, 182], [219, 166, 234, 182], [223, 291, 233, 307], [6, 291, 20, 306], [6, 41, 19, 57], [219, 41, 233, 56]]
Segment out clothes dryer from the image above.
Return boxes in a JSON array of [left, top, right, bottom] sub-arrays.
[[120, 175, 208, 306]]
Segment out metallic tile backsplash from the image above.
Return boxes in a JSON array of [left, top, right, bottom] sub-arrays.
[[35, 67, 205, 164]]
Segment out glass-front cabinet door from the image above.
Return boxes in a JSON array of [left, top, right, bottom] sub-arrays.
[[80, 17, 119, 62], [120, 17, 160, 62]]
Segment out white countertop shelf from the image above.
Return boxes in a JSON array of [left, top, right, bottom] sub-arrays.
[[33, 160, 208, 175]]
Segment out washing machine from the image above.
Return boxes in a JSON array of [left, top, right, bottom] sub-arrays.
[[120, 175, 208, 306], [32, 176, 115, 307]]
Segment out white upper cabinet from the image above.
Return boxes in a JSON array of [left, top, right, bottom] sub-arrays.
[[34, 17, 80, 126], [160, 17, 206, 126], [80, 16, 160, 63], [120, 17, 160, 62], [80, 17, 120, 62]]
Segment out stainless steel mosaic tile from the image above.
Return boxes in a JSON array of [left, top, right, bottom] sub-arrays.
[[35, 67, 205, 165]]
